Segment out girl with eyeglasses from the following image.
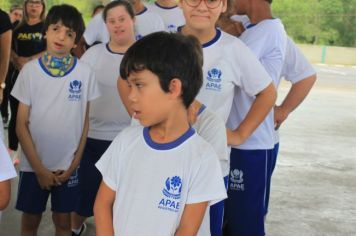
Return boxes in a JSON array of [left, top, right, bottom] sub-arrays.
[[8, 0, 46, 162], [178, 0, 277, 235]]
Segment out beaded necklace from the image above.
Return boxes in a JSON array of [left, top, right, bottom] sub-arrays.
[[42, 52, 73, 77]]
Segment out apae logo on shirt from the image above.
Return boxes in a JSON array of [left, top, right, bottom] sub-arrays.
[[158, 176, 182, 212], [167, 24, 177, 33], [206, 68, 222, 92], [68, 80, 82, 101], [230, 169, 244, 191]]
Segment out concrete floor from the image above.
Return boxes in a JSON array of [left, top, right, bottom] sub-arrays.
[[0, 64, 355, 235]]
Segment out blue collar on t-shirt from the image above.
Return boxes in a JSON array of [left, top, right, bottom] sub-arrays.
[[198, 104, 206, 116], [143, 126, 195, 150], [136, 7, 148, 16], [176, 27, 221, 48], [154, 2, 178, 9], [39, 56, 77, 78], [106, 43, 125, 55]]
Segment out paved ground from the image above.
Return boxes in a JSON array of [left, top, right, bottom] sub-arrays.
[[0, 64, 355, 235]]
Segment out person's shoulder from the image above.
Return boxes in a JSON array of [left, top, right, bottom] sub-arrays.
[[82, 43, 106, 57], [141, 7, 163, 21], [219, 30, 252, 58], [185, 132, 218, 158]]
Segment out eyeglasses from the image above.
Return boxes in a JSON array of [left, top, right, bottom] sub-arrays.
[[184, 0, 222, 9]]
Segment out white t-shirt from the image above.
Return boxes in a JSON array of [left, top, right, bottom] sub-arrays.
[[147, 2, 185, 32], [0, 139, 17, 221], [281, 37, 316, 84], [80, 43, 131, 141], [83, 8, 164, 44], [227, 19, 287, 150], [196, 29, 272, 124], [274, 36, 316, 143], [96, 126, 227, 236], [194, 105, 229, 177], [11, 58, 100, 172]]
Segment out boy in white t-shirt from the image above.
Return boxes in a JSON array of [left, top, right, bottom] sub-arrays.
[[11, 5, 99, 236], [94, 32, 227, 236]]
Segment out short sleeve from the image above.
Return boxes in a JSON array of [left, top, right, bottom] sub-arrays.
[[0, 140, 17, 182], [83, 13, 108, 45], [282, 38, 316, 84], [234, 43, 272, 97], [10, 63, 32, 105], [95, 132, 124, 191], [186, 146, 227, 206]]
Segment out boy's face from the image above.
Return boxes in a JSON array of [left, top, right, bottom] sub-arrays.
[[127, 69, 173, 127], [45, 21, 77, 58], [179, 0, 227, 31]]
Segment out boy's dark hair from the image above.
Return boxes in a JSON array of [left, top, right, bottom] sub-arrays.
[[120, 32, 203, 108], [103, 0, 135, 22], [43, 4, 85, 44]]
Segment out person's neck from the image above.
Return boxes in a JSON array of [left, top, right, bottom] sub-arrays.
[[155, 0, 178, 8], [27, 17, 41, 25], [109, 38, 135, 54], [181, 25, 216, 45], [150, 106, 190, 144], [133, 1, 146, 15], [247, 2, 273, 24]]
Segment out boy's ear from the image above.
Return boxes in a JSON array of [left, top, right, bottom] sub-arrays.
[[73, 44, 77, 49], [168, 78, 183, 98]]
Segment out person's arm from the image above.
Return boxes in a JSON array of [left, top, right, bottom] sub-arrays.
[[0, 29, 12, 104], [227, 82, 277, 146], [117, 77, 133, 116], [16, 51, 44, 70], [94, 181, 115, 236], [57, 103, 90, 183], [175, 202, 208, 236], [16, 102, 60, 189], [274, 74, 316, 130], [0, 180, 11, 210]]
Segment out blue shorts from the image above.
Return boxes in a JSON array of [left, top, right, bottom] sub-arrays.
[[210, 175, 228, 236], [264, 143, 279, 215], [74, 138, 111, 217], [16, 170, 79, 214], [225, 148, 272, 236]]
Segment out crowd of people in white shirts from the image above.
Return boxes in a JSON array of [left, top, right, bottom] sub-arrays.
[[0, 0, 316, 235]]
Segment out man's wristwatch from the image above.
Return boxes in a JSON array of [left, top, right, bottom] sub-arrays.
[[0, 82, 5, 89]]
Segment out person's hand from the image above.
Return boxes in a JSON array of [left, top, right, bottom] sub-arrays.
[[226, 128, 244, 146], [274, 105, 289, 130], [36, 168, 60, 190], [55, 169, 72, 184], [217, 16, 245, 37]]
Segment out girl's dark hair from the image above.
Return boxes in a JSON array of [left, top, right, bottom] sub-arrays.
[[43, 4, 85, 44], [120, 32, 203, 108], [102, 0, 135, 22]]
